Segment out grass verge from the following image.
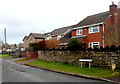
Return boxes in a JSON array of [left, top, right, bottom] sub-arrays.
[[14, 58, 28, 62], [7, 57, 19, 60], [27, 60, 120, 78], [0, 54, 10, 58]]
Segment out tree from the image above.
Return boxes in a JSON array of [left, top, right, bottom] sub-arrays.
[[104, 13, 119, 47]]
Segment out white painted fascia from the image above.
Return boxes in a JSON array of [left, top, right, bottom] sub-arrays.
[[60, 43, 68, 45], [63, 29, 71, 35], [72, 22, 104, 30]]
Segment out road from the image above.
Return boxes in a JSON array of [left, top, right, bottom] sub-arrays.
[[1, 58, 114, 83]]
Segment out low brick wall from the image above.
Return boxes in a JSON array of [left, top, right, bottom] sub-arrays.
[[38, 51, 120, 69], [23, 52, 38, 59]]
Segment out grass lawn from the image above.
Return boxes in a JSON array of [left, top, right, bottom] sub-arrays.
[[14, 58, 28, 62], [0, 54, 10, 58], [27, 60, 120, 78], [7, 57, 19, 60]]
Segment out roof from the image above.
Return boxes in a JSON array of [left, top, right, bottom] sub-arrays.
[[60, 31, 72, 43], [76, 11, 110, 27], [51, 25, 77, 36], [28, 33, 46, 39], [22, 36, 28, 41]]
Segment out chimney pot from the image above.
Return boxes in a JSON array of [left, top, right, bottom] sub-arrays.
[[109, 2, 117, 15]]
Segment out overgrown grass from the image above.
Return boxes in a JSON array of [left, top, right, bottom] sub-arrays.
[[0, 54, 10, 58], [14, 58, 28, 62], [27, 60, 120, 78]]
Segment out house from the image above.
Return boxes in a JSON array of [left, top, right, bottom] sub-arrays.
[[23, 2, 120, 49], [71, 2, 120, 48], [45, 25, 77, 48], [23, 33, 46, 51]]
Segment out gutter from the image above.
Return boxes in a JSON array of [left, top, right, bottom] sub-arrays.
[[102, 23, 105, 48], [72, 22, 104, 30]]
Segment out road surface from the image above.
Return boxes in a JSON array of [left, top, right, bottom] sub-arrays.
[[1, 58, 114, 83]]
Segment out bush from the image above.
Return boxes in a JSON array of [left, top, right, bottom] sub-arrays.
[[45, 38, 60, 49], [38, 40, 45, 50], [104, 46, 109, 51], [100, 46, 104, 51], [67, 39, 86, 51], [28, 43, 38, 52], [109, 45, 117, 51]]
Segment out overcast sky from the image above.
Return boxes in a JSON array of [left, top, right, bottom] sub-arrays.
[[0, 0, 120, 44]]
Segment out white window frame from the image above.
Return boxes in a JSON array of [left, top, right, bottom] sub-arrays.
[[45, 34, 52, 40], [76, 29, 82, 35], [89, 26, 99, 34], [89, 42, 100, 49], [57, 35, 61, 40]]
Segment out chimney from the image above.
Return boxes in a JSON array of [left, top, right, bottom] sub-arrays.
[[109, 2, 117, 15]]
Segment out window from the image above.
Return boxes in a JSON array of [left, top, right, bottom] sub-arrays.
[[46, 34, 52, 40], [76, 29, 82, 35], [89, 42, 100, 49], [89, 26, 99, 33], [57, 35, 61, 40]]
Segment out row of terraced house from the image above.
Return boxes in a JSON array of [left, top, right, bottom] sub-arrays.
[[23, 2, 120, 51]]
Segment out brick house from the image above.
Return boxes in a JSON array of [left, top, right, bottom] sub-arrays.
[[23, 2, 120, 49], [23, 33, 45, 51], [71, 2, 120, 48]]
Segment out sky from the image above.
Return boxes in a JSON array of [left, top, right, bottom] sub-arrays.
[[0, 0, 120, 44]]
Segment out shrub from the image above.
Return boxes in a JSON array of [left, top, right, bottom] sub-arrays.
[[67, 39, 86, 51], [100, 46, 104, 51], [93, 47, 99, 51], [109, 45, 117, 51], [104, 46, 109, 51], [38, 40, 45, 50], [45, 38, 60, 49], [28, 43, 38, 52], [117, 46, 120, 50]]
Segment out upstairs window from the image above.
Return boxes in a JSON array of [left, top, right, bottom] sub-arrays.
[[76, 29, 82, 35], [89, 26, 99, 33]]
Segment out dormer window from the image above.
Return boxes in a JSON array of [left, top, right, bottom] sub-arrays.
[[76, 29, 82, 35], [89, 26, 99, 33]]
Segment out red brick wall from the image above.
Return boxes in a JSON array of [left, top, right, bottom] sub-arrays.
[[23, 52, 38, 59], [72, 25, 103, 47]]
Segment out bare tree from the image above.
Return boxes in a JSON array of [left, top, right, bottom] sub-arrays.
[[104, 14, 119, 46]]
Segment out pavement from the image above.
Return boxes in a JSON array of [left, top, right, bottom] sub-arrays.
[[1, 59, 120, 84]]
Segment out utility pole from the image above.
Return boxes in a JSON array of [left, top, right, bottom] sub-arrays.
[[4, 28, 6, 45], [4, 28, 7, 53]]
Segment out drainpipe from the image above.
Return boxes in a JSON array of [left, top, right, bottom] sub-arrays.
[[102, 23, 105, 48]]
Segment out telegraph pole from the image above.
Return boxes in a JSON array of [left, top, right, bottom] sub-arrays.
[[4, 28, 6, 45], [4, 28, 7, 53]]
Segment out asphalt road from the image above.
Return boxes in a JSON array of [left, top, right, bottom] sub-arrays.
[[1, 58, 114, 83]]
